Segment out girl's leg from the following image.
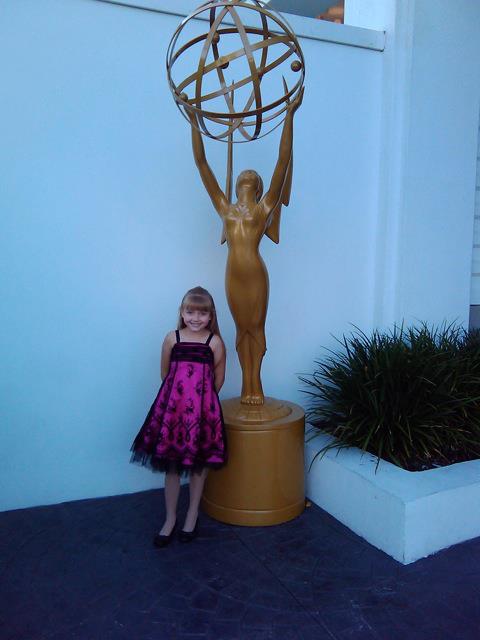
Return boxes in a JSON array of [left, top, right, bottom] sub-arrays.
[[183, 468, 208, 532], [159, 469, 180, 535]]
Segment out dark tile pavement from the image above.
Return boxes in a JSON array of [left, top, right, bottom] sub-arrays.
[[1, 487, 479, 640]]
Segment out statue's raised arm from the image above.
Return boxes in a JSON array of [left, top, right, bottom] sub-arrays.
[[187, 108, 229, 216], [262, 87, 304, 218]]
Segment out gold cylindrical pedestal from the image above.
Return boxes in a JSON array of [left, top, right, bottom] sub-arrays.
[[202, 397, 305, 526]]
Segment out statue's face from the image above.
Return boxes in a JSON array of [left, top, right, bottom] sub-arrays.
[[236, 171, 263, 201]]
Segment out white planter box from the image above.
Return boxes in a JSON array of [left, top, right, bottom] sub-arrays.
[[305, 430, 480, 564]]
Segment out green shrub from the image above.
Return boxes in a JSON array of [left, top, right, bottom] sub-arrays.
[[300, 323, 480, 471]]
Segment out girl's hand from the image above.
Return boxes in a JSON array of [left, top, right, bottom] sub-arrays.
[[210, 335, 226, 393], [160, 331, 176, 380]]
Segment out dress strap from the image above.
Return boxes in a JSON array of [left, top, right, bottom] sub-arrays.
[[175, 330, 181, 343], [205, 332, 214, 345]]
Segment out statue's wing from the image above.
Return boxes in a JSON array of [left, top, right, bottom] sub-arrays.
[[221, 110, 235, 245], [265, 151, 293, 244]]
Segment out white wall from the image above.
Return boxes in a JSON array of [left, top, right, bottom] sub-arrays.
[[471, 115, 480, 305], [396, 0, 480, 325], [345, 0, 395, 31], [0, 0, 382, 510], [374, 0, 480, 327]]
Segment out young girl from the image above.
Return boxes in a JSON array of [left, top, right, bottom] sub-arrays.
[[131, 286, 227, 546]]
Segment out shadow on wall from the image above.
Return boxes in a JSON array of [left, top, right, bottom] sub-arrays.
[[469, 305, 480, 329], [267, 0, 336, 19]]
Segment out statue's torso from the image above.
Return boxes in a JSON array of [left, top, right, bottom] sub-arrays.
[[223, 203, 267, 250]]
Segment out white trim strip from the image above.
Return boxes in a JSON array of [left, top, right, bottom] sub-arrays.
[[88, 0, 386, 51]]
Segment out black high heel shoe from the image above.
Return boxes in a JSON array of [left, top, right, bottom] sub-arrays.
[[178, 521, 199, 543], [153, 522, 176, 548]]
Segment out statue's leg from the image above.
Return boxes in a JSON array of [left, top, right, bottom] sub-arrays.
[[249, 330, 266, 405], [236, 332, 253, 402]]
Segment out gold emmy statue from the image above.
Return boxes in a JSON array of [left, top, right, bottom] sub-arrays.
[[167, 0, 306, 525]]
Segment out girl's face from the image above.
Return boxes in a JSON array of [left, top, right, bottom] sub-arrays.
[[181, 306, 211, 333]]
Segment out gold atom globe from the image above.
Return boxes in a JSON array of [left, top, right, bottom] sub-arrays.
[[166, 0, 305, 142]]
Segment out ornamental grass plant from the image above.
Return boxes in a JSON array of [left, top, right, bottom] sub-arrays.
[[300, 323, 480, 471]]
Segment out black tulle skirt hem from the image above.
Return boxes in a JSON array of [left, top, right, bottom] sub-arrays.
[[130, 447, 226, 477]]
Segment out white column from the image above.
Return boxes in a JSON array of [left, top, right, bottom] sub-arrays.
[[372, 0, 415, 327], [372, 0, 480, 328]]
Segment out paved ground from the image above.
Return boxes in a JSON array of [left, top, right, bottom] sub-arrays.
[[1, 487, 479, 640]]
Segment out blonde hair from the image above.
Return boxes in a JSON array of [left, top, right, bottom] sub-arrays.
[[177, 286, 221, 337]]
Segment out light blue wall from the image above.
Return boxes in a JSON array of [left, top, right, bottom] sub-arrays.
[[0, 0, 382, 510]]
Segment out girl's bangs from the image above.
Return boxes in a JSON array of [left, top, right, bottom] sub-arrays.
[[183, 294, 213, 312]]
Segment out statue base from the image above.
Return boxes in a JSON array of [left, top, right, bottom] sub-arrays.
[[201, 397, 305, 526]]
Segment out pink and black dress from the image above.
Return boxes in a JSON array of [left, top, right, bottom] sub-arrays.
[[131, 330, 227, 474]]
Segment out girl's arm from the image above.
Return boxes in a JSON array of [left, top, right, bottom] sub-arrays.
[[210, 335, 226, 393], [187, 108, 229, 216], [160, 331, 176, 380]]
